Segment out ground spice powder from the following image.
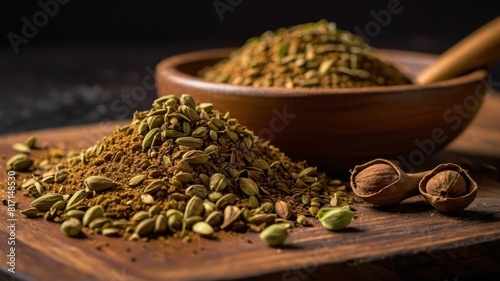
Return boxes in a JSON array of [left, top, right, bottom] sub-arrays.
[[12, 94, 355, 241]]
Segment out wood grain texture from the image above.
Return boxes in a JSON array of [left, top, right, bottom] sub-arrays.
[[0, 96, 499, 281]]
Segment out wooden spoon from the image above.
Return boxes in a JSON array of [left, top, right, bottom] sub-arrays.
[[415, 17, 500, 85]]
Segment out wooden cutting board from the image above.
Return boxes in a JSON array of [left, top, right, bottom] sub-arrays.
[[1, 95, 500, 281]]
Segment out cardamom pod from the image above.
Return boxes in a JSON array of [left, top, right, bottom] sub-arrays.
[[178, 105, 200, 122], [61, 218, 82, 237], [88, 217, 112, 229], [168, 214, 183, 233], [21, 207, 42, 218], [131, 211, 150, 223], [182, 150, 210, 164], [31, 193, 63, 212], [248, 195, 260, 209], [317, 207, 354, 231], [296, 214, 307, 225], [25, 136, 37, 148], [141, 194, 155, 205], [198, 103, 213, 112], [221, 205, 241, 230], [12, 143, 31, 154], [7, 153, 33, 171], [216, 194, 237, 209], [175, 137, 203, 148], [84, 176, 116, 192], [248, 214, 276, 226], [205, 211, 223, 226], [260, 224, 288, 246], [82, 205, 104, 226], [143, 179, 167, 194], [148, 205, 161, 216], [65, 190, 88, 211], [184, 216, 204, 229], [129, 175, 146, 186], [102, 228, 120, 236], [204, 144, 219, 155], [184, 196, 204, 218], [180, 94, 196, 109], [65, 209, 86, 220], [203, 201, 217, 215], [239, 177, 260, 196], [54, 170, 68, 183], [185, 185, 208, 199], [208, 192, 222, 202], [252, 159, 269, 170], [191, 126, 208, 138], [209, 173, 227, 192], [134, 218, 155, 237], [192, 221, 214, 236], [174, 171, 193, 183], [142, 128, 160, 149], [274, 201, 292, 220], [154, 214, 168, 233]]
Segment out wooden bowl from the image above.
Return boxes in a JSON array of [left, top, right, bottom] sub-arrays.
[[156, 48, 489, 173]]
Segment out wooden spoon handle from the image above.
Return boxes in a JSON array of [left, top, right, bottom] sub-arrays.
[[415, 17, 500, 85]]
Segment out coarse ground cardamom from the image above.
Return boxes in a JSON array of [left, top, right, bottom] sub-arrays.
[[199, 20, 411, 88], [8, 94, 357, 246]]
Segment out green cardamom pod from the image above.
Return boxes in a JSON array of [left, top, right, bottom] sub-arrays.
[[102, 228, 120, 237], [260, 224, 288, 246], [317, 207, 354, 231], [12, 143, 31, 154], [154, 214, 168, 234], [205, 211, 223, 226], [131, 211, 150, 223], [192, 221, 214, 236], [184, 196, 204, 218], [21, 207, 42, 218], [61, 218, 82, 237], [84, 176, 116, 192], [209, 173, 227, 192], [182, 150, 210, 164], [142, 128, 159, 149], [25, 136, 37, 148], [174, 171, 193, 183], [65, 209, 86, 220], [82, 205, 104, 226], [31, 193, 63, 212], [143, 179, 167, 194], [175, 137, 203, 148], [239, 177, 259, 196], [65, 190, 88, 211], [180, 94, 196, 109], [185, 185, 208, 199], [134, 218, 155, 237], [128, 175, 146, 186]]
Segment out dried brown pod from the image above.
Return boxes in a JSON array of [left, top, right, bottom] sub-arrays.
[[419, 163, 478, 212], [350, 158, 427, 206]]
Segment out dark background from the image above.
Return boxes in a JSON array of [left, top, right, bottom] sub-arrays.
[[0, 0, 499, 134]]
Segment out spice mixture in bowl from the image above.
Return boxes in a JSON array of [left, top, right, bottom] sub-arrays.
[[199, 20, 411, 88], [156, 21, 488, 172]]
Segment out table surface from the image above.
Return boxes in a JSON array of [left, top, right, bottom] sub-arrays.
[[0, 94, 499, 281]]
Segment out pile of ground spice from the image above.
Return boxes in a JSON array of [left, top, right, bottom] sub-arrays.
[[10, 94, 355, 241], [199, 20, 411, 88]]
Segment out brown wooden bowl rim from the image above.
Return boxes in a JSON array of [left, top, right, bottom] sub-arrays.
[[156, 47, 489, 98]]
